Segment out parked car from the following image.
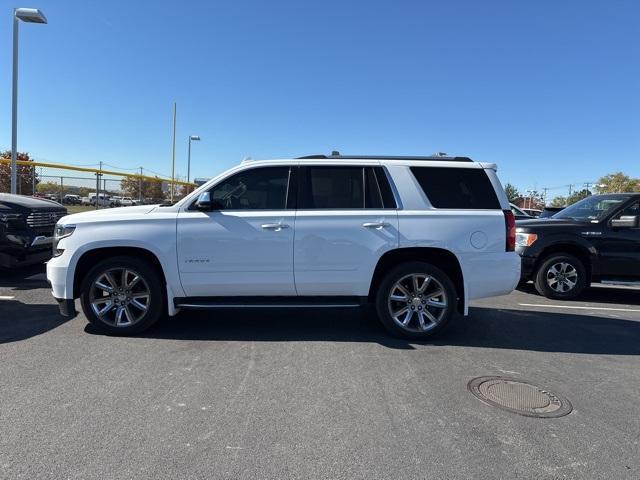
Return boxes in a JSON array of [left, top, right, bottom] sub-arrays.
[[81, 196, 91, 206], [62, 194, 82, 205], [88, 193, 111, 207], [109, 196, 135, 207], [522, 208, 542, 217], [47, 153, 520, 337], [516, 193, 640, 299], [510, 203, 532, 220], [0, 193, 67, 268], [539, 206, 564, 218]]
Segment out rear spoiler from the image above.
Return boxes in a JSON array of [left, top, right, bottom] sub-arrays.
[[479, 162, 498, 171]]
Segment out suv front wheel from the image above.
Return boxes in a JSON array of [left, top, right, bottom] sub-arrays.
[[375, 262, 457, 339], [80, 256, 164, 335]]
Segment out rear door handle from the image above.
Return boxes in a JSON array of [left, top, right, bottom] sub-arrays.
[[261, 223, 289, 230], [362, 222, 389, 229]]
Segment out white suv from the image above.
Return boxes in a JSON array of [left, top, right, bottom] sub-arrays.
[[47, 154, 520, 339]]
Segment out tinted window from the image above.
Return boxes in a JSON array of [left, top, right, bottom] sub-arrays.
[[410, 167, 500, 209], [365, 167, 383, 209], [373, 167, 397, 208], [299, 167, 364, 209], [207, 167, 290, 210]]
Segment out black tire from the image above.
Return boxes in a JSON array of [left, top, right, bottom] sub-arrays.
[[534, 253, 587, 300], [80, 255, 164, 335], [375, 261, 457, 339]]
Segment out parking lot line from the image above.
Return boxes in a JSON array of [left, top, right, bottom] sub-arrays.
[[519, 303, 640, 313], [0, 295, 16, 300]]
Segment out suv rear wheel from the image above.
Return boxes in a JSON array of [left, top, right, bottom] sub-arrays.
[[375, 261, 457, 339], [534, 253, 587, 300], [80, 256, 164, 335]]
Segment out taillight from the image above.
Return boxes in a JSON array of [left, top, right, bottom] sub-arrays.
[[504, 210, 516, 251]]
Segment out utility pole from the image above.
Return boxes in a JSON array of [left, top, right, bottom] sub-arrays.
[[139, 167, 143, 203], [542, 187, 549, 206], [170, 102, 177, 203]]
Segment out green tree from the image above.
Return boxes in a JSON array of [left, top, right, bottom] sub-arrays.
[[550, 196, 567, 207], [503, 183, 520, 203], [0, 150, 39, 194], [566, 188, 591, 205], [595, 172, 640, 193]]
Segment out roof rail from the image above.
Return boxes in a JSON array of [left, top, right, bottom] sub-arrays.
[[296, 154, 474, 162]]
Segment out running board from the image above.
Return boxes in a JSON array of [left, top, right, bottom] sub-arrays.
[[600, 280, 640, 287], [174, 296, 367, 309]]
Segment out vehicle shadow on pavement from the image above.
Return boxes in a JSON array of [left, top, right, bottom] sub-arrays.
[[517, 282, 640, 306], [0, 264, 48, 291], [90, 306, 640, 355], [0, 300, 68, 344]]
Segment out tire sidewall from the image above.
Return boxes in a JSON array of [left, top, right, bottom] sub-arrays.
[[80, 255, 165, 335], [375, 261, 457, 339], [534, 253, 586, 300]]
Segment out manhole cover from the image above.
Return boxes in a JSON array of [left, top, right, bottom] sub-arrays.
[[468, 376, 572, 418]]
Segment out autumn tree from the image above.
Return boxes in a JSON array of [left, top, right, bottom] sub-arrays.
[[0, 150, 39, 194], [120, 175, 165, 202], [595, 172, 640, 193]]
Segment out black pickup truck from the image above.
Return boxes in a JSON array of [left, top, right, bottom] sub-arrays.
[[516, 193, 640, 299], [0, 193, 67, 268]]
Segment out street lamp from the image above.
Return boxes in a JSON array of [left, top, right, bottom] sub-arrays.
[[187, 135, 200, 183], [11, 7, 47, 195]]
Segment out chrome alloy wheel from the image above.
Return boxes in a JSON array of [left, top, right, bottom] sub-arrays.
[[387, 273, 448, 332], [546, 262, 578, 293], [89, 268, 151, 327]]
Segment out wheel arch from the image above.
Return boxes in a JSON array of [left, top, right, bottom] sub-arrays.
[[369, 247, 465, 314], [72, 246, 167, 299], [534, 243, 592, 282]]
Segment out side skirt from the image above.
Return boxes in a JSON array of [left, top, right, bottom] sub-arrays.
[[174, 296, 368, 309]]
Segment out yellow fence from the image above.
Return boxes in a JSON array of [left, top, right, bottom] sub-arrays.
[[0, 159, 196, 205]]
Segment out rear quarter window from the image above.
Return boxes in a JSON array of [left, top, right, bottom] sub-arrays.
[[410, 167, 500, 209]]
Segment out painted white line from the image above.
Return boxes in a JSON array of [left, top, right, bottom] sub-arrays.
[[519, 303, 640, 313], [0, 295, 15, 300]]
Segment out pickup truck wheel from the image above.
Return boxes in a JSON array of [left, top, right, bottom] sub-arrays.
[[534, 253, 587, 300], [375, 262, 457, 339], [80, 256, 164, 335]]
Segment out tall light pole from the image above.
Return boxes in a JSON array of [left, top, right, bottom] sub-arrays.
[[11, 7, 47, 195], [170, 102, 176, 203], [187, 135, 200, 183]]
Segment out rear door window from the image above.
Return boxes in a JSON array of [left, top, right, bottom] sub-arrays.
[[410, 167, 500, 209]]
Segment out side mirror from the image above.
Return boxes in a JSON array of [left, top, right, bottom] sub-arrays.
[[195, 192, 212, 211], [611, 215, 639, 228]]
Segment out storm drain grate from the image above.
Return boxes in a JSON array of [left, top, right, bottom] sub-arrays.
[[468, 376, 572, 418]]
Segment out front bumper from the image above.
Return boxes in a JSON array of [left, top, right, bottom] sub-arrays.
[[54, 297, 77, 317]]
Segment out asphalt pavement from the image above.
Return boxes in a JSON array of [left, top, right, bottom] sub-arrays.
[[1, 265, 639, 479]]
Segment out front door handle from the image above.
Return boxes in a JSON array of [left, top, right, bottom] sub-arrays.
[[261, 223, 289, 231], [362, 222, 390, 229]]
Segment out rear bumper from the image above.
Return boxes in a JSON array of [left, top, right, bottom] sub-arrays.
[[461, 251, 521, 304]]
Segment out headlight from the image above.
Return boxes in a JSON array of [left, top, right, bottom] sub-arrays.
[[53, 224, 76, 256], [515, 232, 538, 247], [54, 224, 76, 239]]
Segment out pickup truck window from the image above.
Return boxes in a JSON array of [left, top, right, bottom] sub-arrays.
[[207, 166, 291, 210], [554, 195, 626, 222], [410, 167, 500, 209]]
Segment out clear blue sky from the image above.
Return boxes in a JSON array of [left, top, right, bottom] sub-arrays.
[[1, 0, 638, 196]]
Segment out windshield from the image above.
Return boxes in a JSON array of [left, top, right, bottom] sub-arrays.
[[553, 195, 627, 222]]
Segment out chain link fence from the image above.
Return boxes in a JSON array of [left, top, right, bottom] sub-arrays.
[[0, 159, 196, 209]]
